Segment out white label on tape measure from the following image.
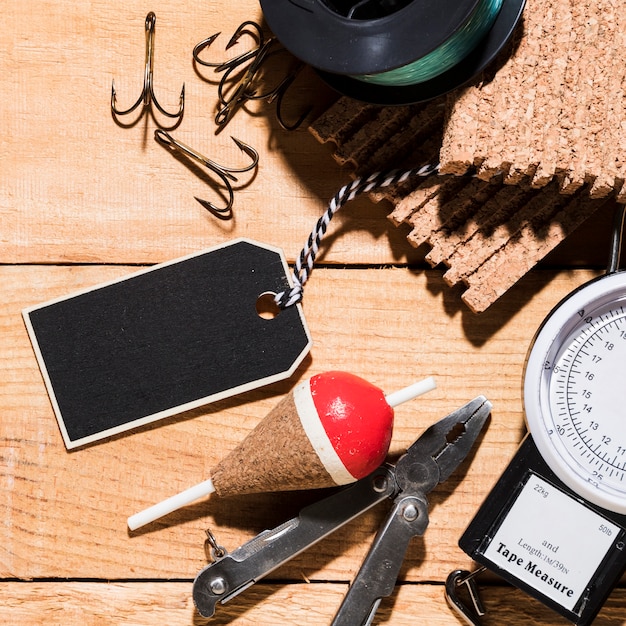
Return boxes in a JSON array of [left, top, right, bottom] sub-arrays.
[[483, 474, 619, 611]]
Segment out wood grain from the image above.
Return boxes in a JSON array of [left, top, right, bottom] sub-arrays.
[[1, 581, 625, 625], [0, 0, 425, 267], [2, 0, 625, 623], [0, 265, 601, 578]]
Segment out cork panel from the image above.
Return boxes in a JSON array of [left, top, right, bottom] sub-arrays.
[[425, 183, 534, 267], [310, 98, 445, 172], [387, 179, 613, 312], [441, 0, 626, 198], [441, 182, 569, 285], [309, 97, 616, 312], [458, 191, 616, 311]]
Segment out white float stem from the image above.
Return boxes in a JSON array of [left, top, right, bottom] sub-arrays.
[[385, 376, 436, 408], [127, 478, 215, 531]]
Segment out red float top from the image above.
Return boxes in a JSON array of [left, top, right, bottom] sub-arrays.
[[308, 371, 394, 479]]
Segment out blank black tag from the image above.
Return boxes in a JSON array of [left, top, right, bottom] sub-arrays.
[[23, 239, 311, 449]]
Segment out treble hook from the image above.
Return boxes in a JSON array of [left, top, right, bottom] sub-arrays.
[[214, 34, 277, 108], [192, 21, 265, 72], [111, 12, 185, 123], [247, 62, 312, 131], [154, 129, 259, 217], [213, 38, 276, 130], [213, 25, 275, 129], [194, 21, 305, 132]]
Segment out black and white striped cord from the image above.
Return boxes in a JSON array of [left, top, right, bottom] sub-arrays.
[[274, 162, 440, 309]]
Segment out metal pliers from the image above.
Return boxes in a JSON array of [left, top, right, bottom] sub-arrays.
[[192, 395, 492, 624]]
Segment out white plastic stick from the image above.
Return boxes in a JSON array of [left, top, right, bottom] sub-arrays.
[[384, 376, 436, 408], [127, 478, 216, 531]]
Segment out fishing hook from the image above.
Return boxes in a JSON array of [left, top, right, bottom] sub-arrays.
[[154, 129, 259, 217], [245, 61, 312, 131], [213, 37, 277, 129], [111, 12, 185, 123], [194, 21, 309, 131], [192, 21, 265, 72]]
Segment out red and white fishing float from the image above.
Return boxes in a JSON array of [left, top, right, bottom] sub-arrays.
[[128, 371, 435, 530]]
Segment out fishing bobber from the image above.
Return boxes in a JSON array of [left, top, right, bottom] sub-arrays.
[[128, 372, 435, 530]]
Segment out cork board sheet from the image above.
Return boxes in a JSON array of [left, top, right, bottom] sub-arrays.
[[441, 0, 626, 200], [309, 0, 626, 312], [310, 98, 617, 313]]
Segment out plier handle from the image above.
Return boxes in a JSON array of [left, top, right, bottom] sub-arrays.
[[193, 396, 492, 624]]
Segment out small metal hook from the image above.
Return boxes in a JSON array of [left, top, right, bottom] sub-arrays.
[[111, 12, 185, 123], [445, 568, 488, 626], [257, 63, 312, 131], [214, 37, 277, 131], [154, 129, 258, 217], [204, 528, 227, 561], [607, 202, 626, 275], [193, 21, 264, 71], [193, 21, 309, 131]]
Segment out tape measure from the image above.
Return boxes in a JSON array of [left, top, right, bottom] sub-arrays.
[[457, 207, 626, 626], [524, 269, 626, 515]]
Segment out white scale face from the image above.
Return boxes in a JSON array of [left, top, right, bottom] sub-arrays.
[[524, 271, 626, 515]]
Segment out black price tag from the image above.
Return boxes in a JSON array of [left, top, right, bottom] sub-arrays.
[[459, 436, 626, 625], [23, 239, 311, 449]]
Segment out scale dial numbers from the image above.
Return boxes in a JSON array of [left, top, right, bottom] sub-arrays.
[[549, 306, 626, 492], [525, 273, 626, 515]]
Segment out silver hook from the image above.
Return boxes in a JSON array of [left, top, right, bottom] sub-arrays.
[[154, 129, 259, 217], [445, 568, 487, 626], [607, 203, 626, 275], [111, 12, 185, 122], [204, 528, 227, 561]]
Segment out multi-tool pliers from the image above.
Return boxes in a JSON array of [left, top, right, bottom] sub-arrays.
[[192, 395, 492, 625]]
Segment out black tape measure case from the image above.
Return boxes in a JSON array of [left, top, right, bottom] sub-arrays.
[[459, 435, 626, 625]]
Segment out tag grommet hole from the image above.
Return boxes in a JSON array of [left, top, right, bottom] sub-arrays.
[[256, 292, 281, 320]]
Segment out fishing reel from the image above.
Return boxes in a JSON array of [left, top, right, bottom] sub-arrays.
[[260, 0, 526, 104]]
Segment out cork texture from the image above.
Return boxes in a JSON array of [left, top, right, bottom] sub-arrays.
[[310, 92, 617, 313], [210, 392, 336, 497], [441, 0, 626, 199]]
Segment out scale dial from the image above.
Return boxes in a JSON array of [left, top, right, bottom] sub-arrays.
[[524, 271, 626, 514]]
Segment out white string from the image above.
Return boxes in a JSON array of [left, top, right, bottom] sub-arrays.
[[274, 163, 440, 309]]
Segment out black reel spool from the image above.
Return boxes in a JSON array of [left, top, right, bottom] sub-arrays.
[[259, 0, 526, 105]]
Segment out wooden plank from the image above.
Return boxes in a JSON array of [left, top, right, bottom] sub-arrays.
[[0, 0, 427, 266], [0, 263, 602, 582], [1, 580, 625, 625]]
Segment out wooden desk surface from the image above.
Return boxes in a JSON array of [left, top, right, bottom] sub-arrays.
[[2, 0, 624, 624]]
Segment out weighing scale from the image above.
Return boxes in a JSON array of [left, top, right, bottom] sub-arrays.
[[457, 206, 626, 625]]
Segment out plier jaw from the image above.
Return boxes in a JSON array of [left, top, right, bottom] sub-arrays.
[[332, 395, 492, 626], [395, 394, 493, 494], [192, 396, 492, 623]]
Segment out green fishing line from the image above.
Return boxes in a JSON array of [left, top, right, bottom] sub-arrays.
[[353, 0, 504, 86]]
